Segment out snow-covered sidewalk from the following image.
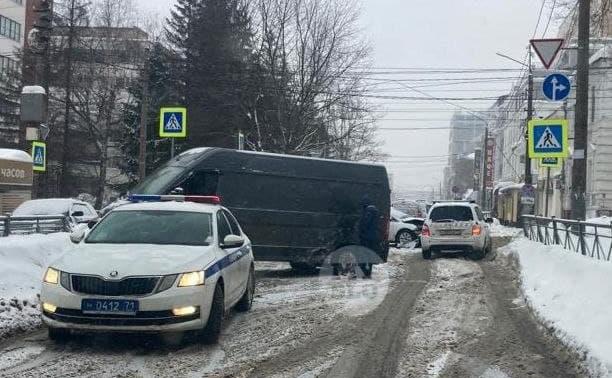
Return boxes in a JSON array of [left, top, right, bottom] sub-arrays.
[[0, 233, 71, 340], [501, 238, 612, 377]]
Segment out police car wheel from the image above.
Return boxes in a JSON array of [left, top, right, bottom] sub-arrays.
[[48, 327, 70, 343], [236, 267, 255, 312], [201, 283, 224, 344]]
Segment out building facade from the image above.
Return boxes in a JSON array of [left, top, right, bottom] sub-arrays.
[[443, 111, 487, 199], [0, 0, 26, 149], [42, 26, 149, 206]]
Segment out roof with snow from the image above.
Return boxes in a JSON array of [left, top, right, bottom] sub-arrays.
[[0, 149, 32, 163]]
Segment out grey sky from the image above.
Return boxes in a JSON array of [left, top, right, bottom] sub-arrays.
[[134, 0, 548, 193]]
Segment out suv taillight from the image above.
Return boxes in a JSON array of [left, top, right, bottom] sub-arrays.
[[472, 225, 482, 236], [421, 224, 431, 237]]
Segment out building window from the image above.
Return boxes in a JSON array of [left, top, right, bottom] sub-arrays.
[[0, 15, 21, 42], [0, 55, 18, 74]]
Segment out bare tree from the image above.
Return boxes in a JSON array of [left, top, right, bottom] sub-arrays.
[[244, 0, 382, 160], [47, 0, 147, 206]]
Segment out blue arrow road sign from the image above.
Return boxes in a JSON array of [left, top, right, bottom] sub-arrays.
[[542, 73, 571, 102]]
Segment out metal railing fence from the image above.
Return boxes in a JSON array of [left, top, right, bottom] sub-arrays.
[[523, 215, 612, 261], [0, 215, 71, 237]]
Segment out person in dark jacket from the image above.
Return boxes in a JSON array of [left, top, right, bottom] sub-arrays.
[[359, 195, 380, 251]]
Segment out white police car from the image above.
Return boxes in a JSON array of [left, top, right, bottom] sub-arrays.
[[40, 195, 255, 343]]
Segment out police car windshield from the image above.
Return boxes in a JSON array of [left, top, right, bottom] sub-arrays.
[[86, 210, 213, 246], [429, 206, 474, 222]]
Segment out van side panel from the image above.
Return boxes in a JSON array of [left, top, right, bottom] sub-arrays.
[[155, 148, 390, 264]]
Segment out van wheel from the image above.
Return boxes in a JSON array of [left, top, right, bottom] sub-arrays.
[[422, 249, 432, 260], [48, 327, 70, 343], [290, 262, 318, 274], [359, 263, 373, 278], [201, 283, 224, 344], [235, 267, 255, 312], [395, 230, 416, 248]]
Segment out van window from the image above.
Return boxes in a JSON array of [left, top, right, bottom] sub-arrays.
[[131, 166, 185, 194], [181, 171, 219, 196]]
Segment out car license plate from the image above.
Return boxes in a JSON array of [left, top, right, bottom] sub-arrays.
[[439, 230, 463, 236], [82, 299, 138, 315]]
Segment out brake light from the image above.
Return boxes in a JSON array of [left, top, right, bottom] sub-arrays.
[[185, 196, 221, 205], [421, 224, 431, 237], [472, 225, 482, 236], [128, 194, 221, 205]]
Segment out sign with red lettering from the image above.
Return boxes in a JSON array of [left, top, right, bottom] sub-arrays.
[[485, 138, 495, 190]]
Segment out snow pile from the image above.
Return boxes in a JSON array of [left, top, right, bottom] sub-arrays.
[[490, 224, 523, 237], [586, 216, 612, 237], [0, 233, 71, 339], [501, 238, 612, 376]]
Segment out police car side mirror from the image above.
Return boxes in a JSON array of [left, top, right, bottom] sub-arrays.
[[222, 235, 244, 249], [70, 225, 88, 244]]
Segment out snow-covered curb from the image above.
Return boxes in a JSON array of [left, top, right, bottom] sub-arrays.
[[0, 233, 71, 340], [500, 238, 612, 377]]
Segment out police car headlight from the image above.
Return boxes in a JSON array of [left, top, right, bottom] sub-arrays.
[[43, 268, 60, 284], [178, 271, 205, 287]]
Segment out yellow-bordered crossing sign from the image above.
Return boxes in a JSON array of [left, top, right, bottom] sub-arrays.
[[528, 119, 569, 158], [540, 157, 562, 168], [32, 141, 46, 172], [159, 107, 187, 138]]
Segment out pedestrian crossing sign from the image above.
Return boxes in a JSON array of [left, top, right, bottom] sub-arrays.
[[32, 141, 46, 172], [528, 119, 569, 158], [159, 107, 187, 138]]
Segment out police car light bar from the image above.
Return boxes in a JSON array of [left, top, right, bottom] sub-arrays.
[[128, 194, 221, 205]]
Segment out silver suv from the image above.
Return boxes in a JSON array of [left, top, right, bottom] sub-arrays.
[[420, 201, 493, 260]]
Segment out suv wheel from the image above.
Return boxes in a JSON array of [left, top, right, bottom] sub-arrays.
[[422, 249, 432, 260], [468, 248, 485, 260]]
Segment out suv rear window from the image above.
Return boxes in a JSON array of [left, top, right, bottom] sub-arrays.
[[429, 206, 474, 222]]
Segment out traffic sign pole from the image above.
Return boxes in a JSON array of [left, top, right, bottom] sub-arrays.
[[159, 107, 187, 160]]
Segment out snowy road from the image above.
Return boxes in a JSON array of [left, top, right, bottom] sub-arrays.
[[0, 244, 587, 377]]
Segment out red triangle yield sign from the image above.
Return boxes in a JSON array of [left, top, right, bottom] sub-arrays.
[[530, 39, 564, 69]]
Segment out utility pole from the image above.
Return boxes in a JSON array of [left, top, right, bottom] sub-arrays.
[[525, 47, 534, 186], [59, 0, 77, 197], [138, 50, 150, 181], [571, 0, 591, 220]]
